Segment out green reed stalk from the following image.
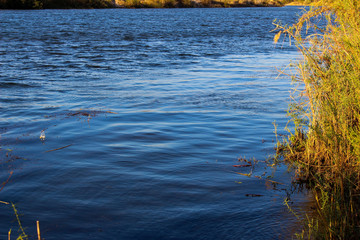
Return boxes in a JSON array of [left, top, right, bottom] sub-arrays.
[[274, 0, 360, 238]]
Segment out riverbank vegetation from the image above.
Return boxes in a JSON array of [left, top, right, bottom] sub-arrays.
[[0, 0, 309, 9], [274, 0, 360, 238], [120, 0, 286, 8], [0, 0, 114, 9]]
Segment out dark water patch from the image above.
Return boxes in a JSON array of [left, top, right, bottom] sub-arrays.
[[84, 64, 114, 70], [45, 51, 71, 56], [0, 82, 35, 88], [0, 97, 45, 103]]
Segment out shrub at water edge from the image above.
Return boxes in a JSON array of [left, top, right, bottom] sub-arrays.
[[274, 0, 360, 238]]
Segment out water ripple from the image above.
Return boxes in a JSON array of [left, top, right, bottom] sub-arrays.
[[0, 7, 305, 240]]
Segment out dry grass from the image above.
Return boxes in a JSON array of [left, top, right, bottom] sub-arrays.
[[274, 0, 360, 238]]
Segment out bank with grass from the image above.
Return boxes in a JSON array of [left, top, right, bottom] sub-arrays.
[[274, 0, 360, 238]]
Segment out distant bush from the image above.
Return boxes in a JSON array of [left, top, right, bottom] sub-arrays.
[[0, 0, 290, 8]]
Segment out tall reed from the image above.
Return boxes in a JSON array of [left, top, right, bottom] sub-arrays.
[[274, 0, 360, 238]]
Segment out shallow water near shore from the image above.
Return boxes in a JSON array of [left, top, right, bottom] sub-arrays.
[[0, 7, 307, 239]]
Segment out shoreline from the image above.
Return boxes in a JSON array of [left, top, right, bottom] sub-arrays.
[[0, 5, 286, 9], [0, 0, 296, 9]]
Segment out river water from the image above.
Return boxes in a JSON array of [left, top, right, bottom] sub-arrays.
[[0, 7, 306, 239]]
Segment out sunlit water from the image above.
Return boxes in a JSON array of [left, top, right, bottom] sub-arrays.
[[0, 7, 307, 239]]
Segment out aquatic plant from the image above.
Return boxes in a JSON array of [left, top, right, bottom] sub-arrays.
[[274, 0, 360, 238], [1, 176, 30, 239]]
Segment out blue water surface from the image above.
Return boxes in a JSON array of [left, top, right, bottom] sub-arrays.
[[0, 7, 307, 239]]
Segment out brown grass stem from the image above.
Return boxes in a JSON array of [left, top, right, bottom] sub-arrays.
[[37, 221, 41, 240]]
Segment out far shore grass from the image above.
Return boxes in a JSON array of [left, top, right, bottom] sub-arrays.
[[285, 1, 311, 5], [0, 0, 312, 9]]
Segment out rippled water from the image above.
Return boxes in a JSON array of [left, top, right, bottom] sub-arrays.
[[0, 7, 305, 239]]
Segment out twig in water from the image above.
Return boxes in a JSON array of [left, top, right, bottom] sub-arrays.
[[245, 194, 264, 197], [45, 144, 72, 153], [0, 171, 13, 192], [233, 164, 252, 168]]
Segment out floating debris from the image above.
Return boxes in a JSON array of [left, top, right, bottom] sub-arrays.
[[40, 130, 45, 141], [45, 109, 117, 120], [245, 194, 263, 197], [45, 144, 72, 153], [266, 179, 284, 185], [233, 164, 252, 168], [235, 172, 252, 177]]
